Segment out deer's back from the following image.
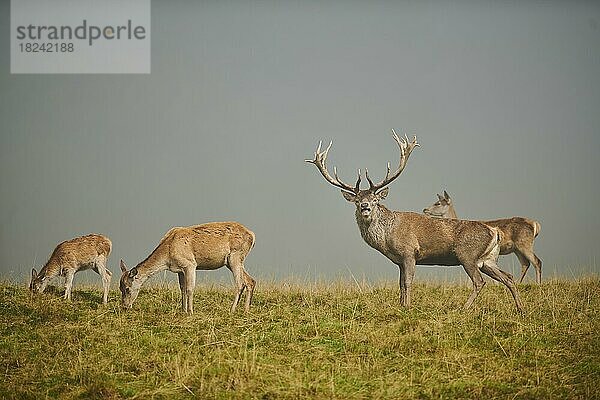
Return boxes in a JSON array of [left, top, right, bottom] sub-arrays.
[[45, 234, 112, 273], [483, 217, 537, 253], [166, 222, 255, 269]]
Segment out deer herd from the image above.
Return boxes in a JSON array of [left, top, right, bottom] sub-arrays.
[[29, 130, 541, 314]]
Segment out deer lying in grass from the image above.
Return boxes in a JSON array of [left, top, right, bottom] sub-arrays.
[[29, 234, 112, 304], [306, 130, 523, 312], [119, 222, 256, 314], [423, 190, 542, 284]]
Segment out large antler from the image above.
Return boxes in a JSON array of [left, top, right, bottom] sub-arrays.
[[365, 129, 419, 193], [305, 140, 362, 194]]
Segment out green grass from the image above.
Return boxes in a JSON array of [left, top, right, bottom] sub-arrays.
[[1, 278, 599, 399]]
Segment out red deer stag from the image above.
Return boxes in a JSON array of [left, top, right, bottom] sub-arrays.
[[306, 131, 523, 312]]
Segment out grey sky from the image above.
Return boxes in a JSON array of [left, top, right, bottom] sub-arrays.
[[1, 1, 599, 285]]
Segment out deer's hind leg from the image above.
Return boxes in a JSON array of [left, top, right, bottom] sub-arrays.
[[242, 269, 256, 312], [228, 252, 254, 313], [516, 248, 542, 285], [515, 251, 531, 284], [480, 261, 524, 313], [531, 253, 542, 285], [93, 255, 112, 304]]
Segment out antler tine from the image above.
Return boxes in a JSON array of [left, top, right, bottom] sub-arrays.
[[391, 128, 401, 144], [322, 140, 332, 158], [354, 169, 362, 192], [305, 140, 360, 194], [333, 166, 361, 191], [365, 168, 375, 190], [368, 129, 420, 192]]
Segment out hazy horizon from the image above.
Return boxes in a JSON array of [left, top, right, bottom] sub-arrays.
[[1, 1, 599, 286]]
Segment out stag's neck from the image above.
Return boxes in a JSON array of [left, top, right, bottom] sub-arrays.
[[356, 205, 395, 251]]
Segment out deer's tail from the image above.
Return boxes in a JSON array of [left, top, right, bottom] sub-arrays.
[[95, 236, 112, 259], [481, 226, 503, 262], [249, 230, 256, 251], [532, 220, 541, 238]]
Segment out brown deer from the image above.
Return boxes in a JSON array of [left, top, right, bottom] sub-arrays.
[[306, 130, 523, 312], [29, 234, 112, 304], [119, 222, 256, 314], [423, 190, 542, 284]]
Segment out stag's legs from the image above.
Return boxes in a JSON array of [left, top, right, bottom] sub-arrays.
[[397, 265, 405, 304], [64, 269, 75, 301], [397, 257, 416, 307], [461, 262, 486, 309], [94, 256, 111, 304], [177, 272, 187, 311], [480, 261, 524, 313]]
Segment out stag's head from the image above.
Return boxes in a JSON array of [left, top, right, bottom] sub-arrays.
[[341, 189, 390, 222], [423, 191, 453, 218], [29, 268, 46, 293], [119, 260, 143, 309], [306, 129, 419, 223]]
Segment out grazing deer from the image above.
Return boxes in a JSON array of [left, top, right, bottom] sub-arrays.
[[119, 222, 256, 314], [423, 190, 542, 284], [306, 130, 523, 312], [29, 234, 112, 304]]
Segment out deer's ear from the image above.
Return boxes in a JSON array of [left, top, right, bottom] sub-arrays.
[[31, 268, 37, 279], [341, 190, 356, 202], [120, 260, 128, 273], [437, 193, 444, 201], [443, 190, 451, 200], [376, 187, 389, 201]]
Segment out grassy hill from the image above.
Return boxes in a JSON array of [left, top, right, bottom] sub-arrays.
[[1, 278, 598, 399]]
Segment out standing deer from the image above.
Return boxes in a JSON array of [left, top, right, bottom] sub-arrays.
[[306, 130, 523, 312], [29, 234, 112, 304], [423, 190, 542, 284], [119, 222, 256, 314]]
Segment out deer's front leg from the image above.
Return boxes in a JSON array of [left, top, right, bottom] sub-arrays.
[[64, 269, 75, 300], [396, 264, 405, 305], [177, 272, 187, 312], [400, 257, 416, 307], [184, 267, 196, 314], [393, 255, 416, 308]]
